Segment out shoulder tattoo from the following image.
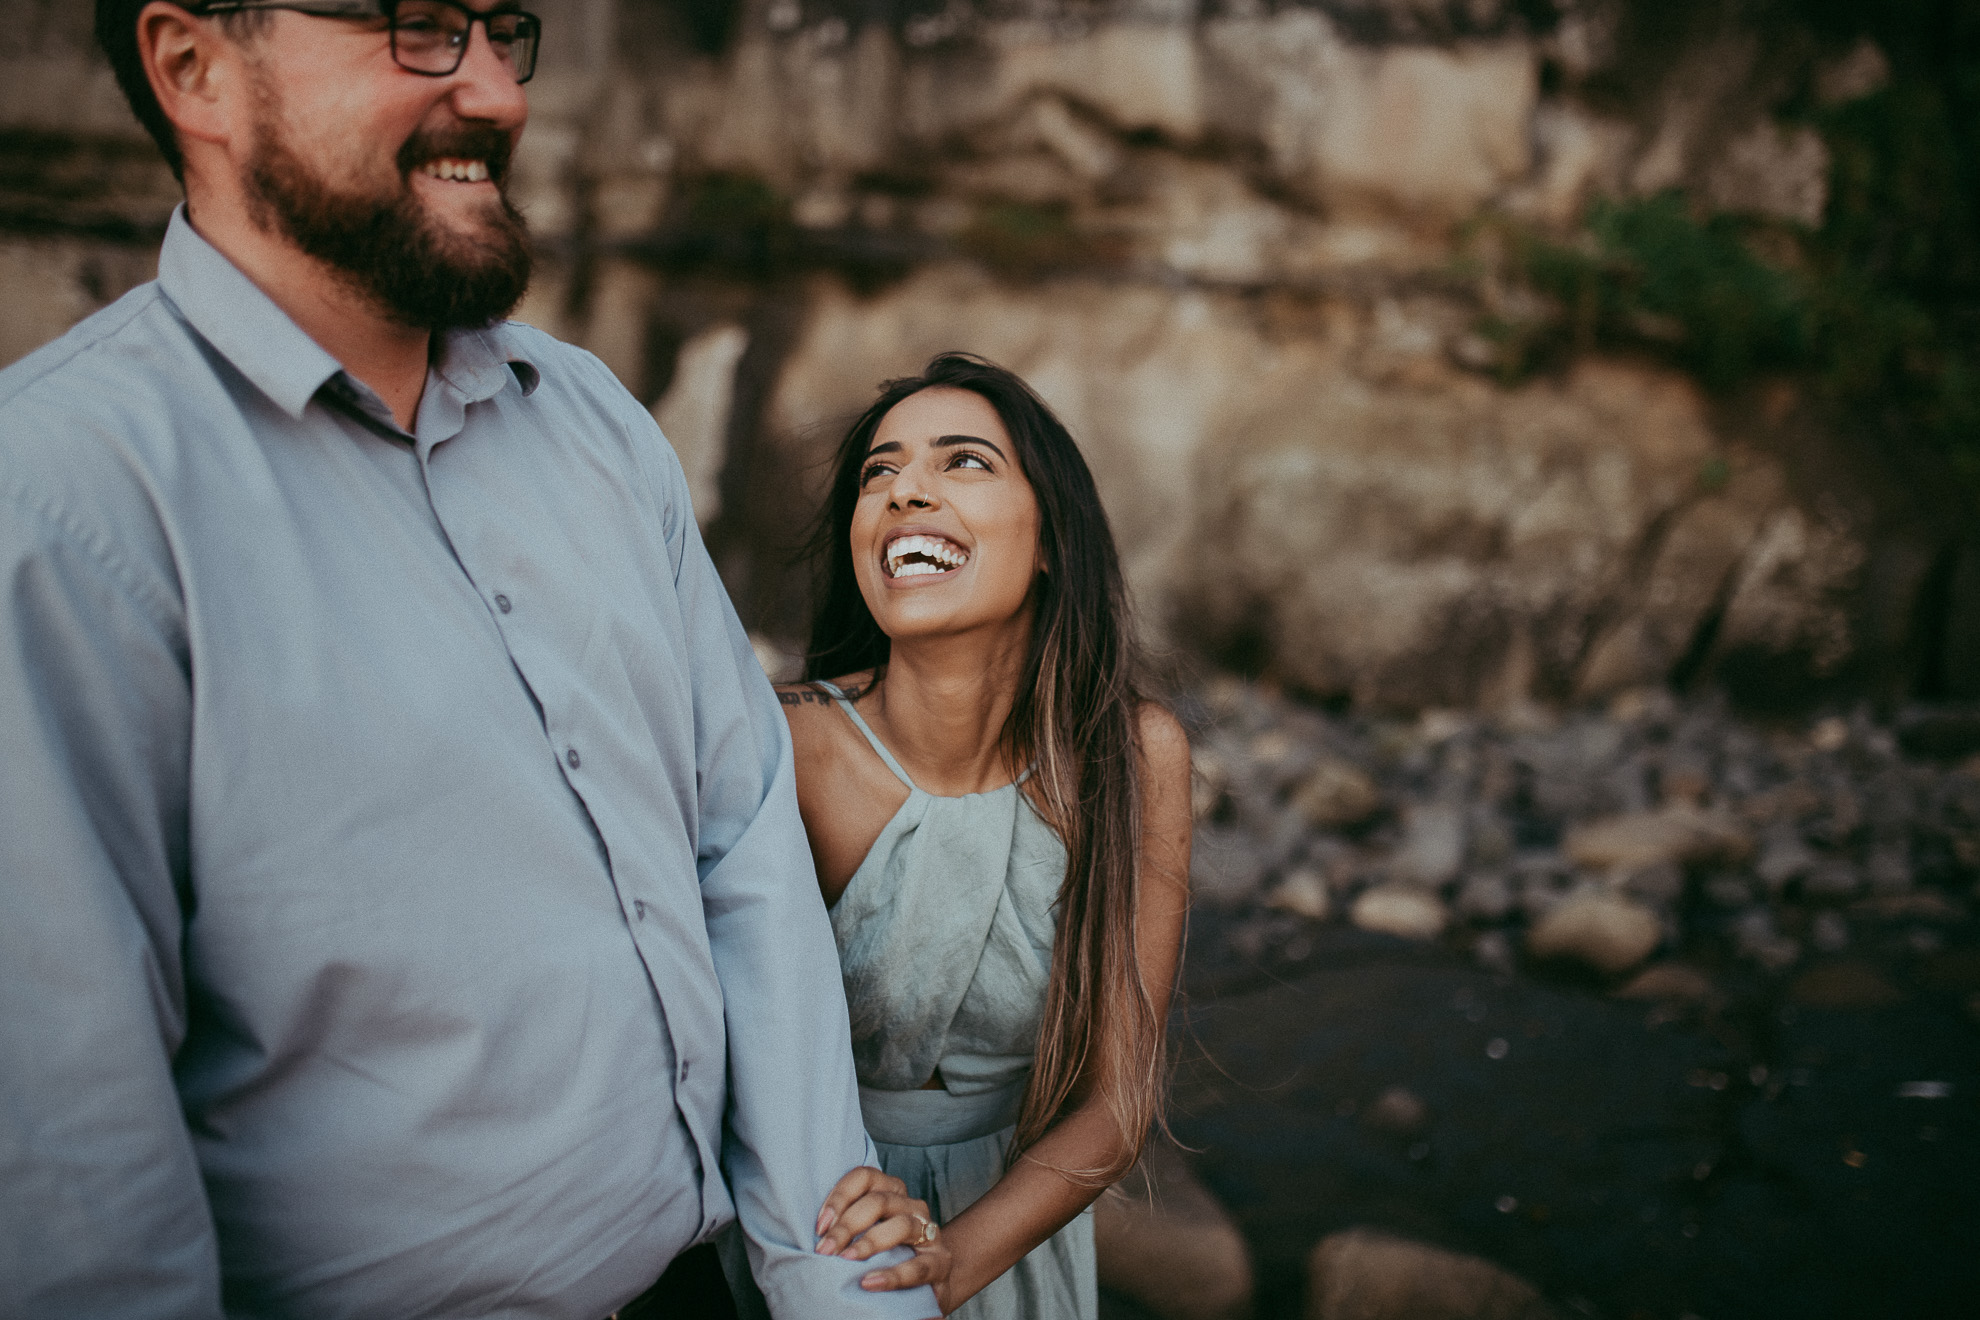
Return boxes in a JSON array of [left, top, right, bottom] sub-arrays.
[[776, 681, 869, 706]]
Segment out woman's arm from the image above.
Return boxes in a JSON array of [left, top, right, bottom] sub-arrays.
[[829, 704, 1193, 1311]]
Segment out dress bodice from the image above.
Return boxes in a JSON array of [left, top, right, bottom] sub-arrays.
[[818, 684, 1068, 1095]]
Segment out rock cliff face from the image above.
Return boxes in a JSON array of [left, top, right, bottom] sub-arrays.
[[3, 0, 1973, 708]]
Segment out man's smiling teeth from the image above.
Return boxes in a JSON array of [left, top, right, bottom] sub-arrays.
[[886, 534, 969, 579], [423, 158, 490, 183]]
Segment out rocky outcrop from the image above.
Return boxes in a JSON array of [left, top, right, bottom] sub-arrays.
[[3, 0, 1973, 707], [762, 268, 1941, 709]]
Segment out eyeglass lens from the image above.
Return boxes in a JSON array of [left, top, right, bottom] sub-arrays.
[[391, 2, 539, 82]]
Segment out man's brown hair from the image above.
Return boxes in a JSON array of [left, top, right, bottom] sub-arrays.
[[95, 1, 269, 180]]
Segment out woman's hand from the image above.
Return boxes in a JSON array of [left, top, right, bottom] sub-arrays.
[[815, 1166, 953, 1302]]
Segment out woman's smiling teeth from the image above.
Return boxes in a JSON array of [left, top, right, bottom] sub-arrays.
[[423, 158, 490, 183], [885, 534, 969, 579]]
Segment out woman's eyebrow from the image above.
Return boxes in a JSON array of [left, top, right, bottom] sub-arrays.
[[863, 440, 903, 459], [934, 434, 1008, 460]]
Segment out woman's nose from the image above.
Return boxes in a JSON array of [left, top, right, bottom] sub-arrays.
[[887, 470, 936, 510]]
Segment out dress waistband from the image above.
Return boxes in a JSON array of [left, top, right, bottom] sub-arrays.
[[858, 1078, 1026, 1147]]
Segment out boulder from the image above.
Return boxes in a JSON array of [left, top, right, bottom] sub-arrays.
[[1526, 893, 1662, 975], [1851, 892, 1965, 923], [1095, 1143, 1254, 1320], [1292, 758, 1383, 829], [1456, 872, 1516, 923], [1802, 859, 1863, 898], [1361, 1086, 1430, 1137], [1613, 962, 1718, 1003], [1754, 826, 1819, 892], [1732, 907, 1802, 972], [1788, 960, 1906, 1009], [1563, 806, 1752, 872], [1389, 803, 1466, 887], [1618, 859, 1684, 906], [1306, 1229, 1554, 1320], [1809, 910, 1851, 953], [1192, 748, 1233, 823], [1265, 869, 1334, 922], [1350, 885, 1449, 942]]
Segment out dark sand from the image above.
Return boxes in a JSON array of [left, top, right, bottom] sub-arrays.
[[1104, 914, 1979, 1320]]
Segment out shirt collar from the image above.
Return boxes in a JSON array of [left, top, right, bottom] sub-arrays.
[[157, 206, 344, 420], [157, 205, 543, 426], [414, 324, 541, 451], [435, 322, 540, 405]]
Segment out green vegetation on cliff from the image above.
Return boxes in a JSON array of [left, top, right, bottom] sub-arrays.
[[1487, 1, 1980, 491]]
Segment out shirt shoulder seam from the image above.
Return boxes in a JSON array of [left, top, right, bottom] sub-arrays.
[[0, 285, 168, 412], [0, 479, 180, 632]]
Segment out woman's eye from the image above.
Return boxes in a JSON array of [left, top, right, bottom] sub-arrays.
[[859, 462, 892, 485], [949, 451, 991, 471]]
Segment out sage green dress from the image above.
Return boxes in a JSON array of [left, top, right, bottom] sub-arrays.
[[821, 683, 1096, 1320]]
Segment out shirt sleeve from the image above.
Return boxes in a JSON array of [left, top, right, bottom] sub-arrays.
[[0, 488, 223, 1318], [657, 451, 940, 1320]]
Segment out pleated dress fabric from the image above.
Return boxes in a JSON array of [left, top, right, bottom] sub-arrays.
[[821, 684, 1094, 1320]]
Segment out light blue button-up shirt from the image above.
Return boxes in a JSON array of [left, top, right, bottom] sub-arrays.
[[0, 210, 934, 1320]]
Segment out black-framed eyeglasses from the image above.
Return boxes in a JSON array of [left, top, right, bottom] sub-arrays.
[[197, 0, 541, 84]]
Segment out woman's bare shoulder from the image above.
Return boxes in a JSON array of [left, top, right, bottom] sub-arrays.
[[1134, 700, 1191, 775], [774, 671, 900, 903], [775, 672, 877, 747]]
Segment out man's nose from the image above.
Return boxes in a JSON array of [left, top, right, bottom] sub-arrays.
[[445, 22, 529, 128]]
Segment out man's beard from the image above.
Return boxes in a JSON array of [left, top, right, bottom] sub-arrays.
[[243, 106, 533, 333]]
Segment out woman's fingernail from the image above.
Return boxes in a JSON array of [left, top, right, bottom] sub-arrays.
[[817, 1208, 836, 1235], [860, 1273, 885, 1290]]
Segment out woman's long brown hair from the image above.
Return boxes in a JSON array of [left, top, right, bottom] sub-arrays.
[[804, 353, 1164, 1185]]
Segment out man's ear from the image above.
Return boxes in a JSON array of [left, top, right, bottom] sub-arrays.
[[138, 1, 239, 154]]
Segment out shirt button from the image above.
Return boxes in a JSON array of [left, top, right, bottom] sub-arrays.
[[566, 747, 581, 769], [494, 593, 512, 613], [633, 899, 648, 920], [678, 1060, 691, 1083]]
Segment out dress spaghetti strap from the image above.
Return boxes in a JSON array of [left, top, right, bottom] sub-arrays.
[[812, 681, 919, 791]]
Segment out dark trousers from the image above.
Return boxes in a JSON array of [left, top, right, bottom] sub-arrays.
[[610, 1242, 740, 1320]]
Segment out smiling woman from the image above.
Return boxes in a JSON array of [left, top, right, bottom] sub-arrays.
[[844, 386, 1045, 670], [760, 354, 1194, 1319]]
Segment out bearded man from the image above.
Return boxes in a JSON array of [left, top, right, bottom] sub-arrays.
[[0, 5, 940, 1318]]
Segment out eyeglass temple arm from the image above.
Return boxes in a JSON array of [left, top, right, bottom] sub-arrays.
[[200, 1, 389, 15]]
